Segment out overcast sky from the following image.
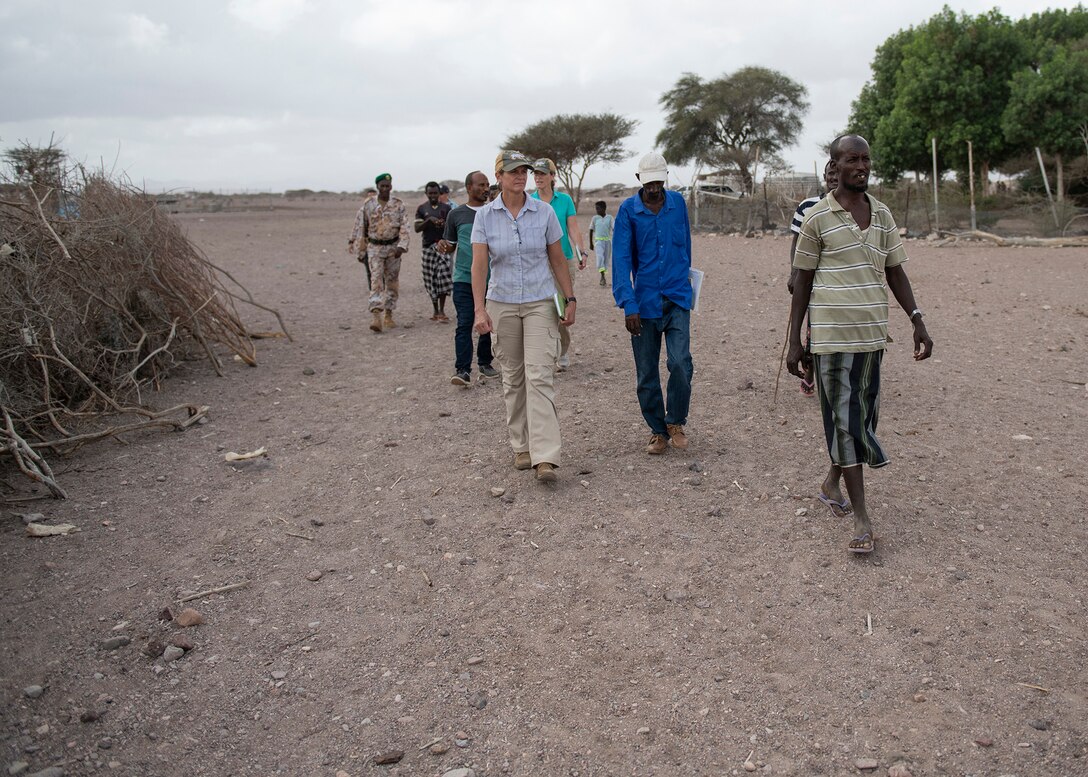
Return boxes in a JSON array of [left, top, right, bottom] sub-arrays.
[[0, 0, 1068, 193]]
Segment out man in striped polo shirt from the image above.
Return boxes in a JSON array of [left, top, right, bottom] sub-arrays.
[[787, 134, 933, 555]]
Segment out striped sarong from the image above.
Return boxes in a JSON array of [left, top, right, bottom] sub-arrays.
[[813, 350, 889, 469], [421, 244, 452, 300]]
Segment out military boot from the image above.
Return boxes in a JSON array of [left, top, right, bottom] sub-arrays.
[[384, 310, 397, 329], [370, 309, 383, 333]]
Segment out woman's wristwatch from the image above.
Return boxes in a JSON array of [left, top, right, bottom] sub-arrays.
[[566, 296, 577, 304]]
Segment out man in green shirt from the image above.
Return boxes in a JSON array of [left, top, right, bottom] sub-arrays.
[[787, 134, 933, 555], [439, 171, 498, 386]]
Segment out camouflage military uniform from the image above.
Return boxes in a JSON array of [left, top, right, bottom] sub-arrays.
[[353, 197, 410, 312]]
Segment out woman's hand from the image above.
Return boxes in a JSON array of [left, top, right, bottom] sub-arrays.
[[561, 300, 576, 327], [474, 308, 494, 334]]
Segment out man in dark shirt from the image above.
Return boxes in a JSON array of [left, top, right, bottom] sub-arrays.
[[415, 182, 453, 321], [438, 170, 498, 385]]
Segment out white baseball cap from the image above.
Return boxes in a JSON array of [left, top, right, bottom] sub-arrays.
[[637, 152, 668, 184]]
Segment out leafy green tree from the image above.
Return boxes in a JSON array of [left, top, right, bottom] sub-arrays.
[[503, 113, 637, 209], [848, 29, 931, 180], [1003, 43, 1088, 200], [1017, 5, 1088, 67], [894, 8, 1028, 187], [656, 67, 808, 193]]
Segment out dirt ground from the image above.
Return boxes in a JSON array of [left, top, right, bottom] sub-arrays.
[[2, 195, 1086, 777]]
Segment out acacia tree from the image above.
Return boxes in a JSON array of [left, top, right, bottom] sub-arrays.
[[3, 140, 68, 213], [504, 113, 637, 209], [656, 67, 808, 194], [1003, 43, 1088, 201]]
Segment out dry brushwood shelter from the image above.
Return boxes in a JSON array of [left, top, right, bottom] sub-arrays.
[[0, 168, 287, 498]]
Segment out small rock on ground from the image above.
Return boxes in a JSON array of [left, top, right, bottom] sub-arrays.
[[169, 633, 194, 651], [23, 685, 43, 699], [175, 608, 204, 627], [441, 769, 476, 777], [888, 764, 913, 777], [162, 646, 185, 662], [854, 757, 879, 771], [306, 570, 324, 582], [100, 636, 130, 651], [373, 750, 404, 765], [429, 742, 450, 755], [26, 769, 65, 777]]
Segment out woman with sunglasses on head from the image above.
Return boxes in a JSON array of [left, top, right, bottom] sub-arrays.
[[471, 151, 576, 483]]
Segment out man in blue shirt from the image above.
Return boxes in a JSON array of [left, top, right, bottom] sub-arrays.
[[612, 152, 694, 455]]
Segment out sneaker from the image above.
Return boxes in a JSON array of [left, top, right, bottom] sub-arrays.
[[450, 371, 471, 386], [667, 424, 689, 450], [479, 364, 499, 379], [556, 354, 570, 371], [513, 452, 532, 470], [646, 433, 668, 455], [599, 273, 607, 286], [535, 462, 558, 482]]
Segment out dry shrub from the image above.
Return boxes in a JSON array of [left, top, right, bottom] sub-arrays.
[[0, 171, 288, 497]]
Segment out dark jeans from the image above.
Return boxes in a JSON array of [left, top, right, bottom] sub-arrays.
[[453, 282, 493, 373], [630, 299, 693, 435]]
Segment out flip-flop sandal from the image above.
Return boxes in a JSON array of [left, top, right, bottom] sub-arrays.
[[848, 533, 874, 554], [818, 492, 852, 517], [800, 378, 815, 396]]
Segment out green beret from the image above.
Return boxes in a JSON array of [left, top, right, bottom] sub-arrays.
[[375, 173, 392, 184]]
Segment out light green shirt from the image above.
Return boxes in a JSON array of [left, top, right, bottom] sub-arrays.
[[531, 190, 577, 259], [793, 192, 907, 354]]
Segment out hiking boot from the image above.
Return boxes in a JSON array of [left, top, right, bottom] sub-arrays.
[[479, 364, 499, 379], [646, 433, 668, 455], [384, 311, 397, 329], [514, 452, 532, 470], [667, 424, 689, 450], [535, 462, 558, 482], [369, 310, 383, 332], [450, 371, 471, 387]]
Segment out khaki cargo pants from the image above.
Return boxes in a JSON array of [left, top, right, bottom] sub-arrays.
[[487, 298, 563, 468]]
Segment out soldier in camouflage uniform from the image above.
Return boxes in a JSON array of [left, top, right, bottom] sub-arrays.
[[349, 173, 410, 332], [347, 187, 377, 286]]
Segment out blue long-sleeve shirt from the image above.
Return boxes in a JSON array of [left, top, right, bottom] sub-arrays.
[[611, 189, 693, 318]]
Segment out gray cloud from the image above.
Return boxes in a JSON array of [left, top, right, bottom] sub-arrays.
[[0, 0, 1056, 192]]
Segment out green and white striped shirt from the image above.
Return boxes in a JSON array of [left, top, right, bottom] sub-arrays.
[[793, 192, 906, 354]]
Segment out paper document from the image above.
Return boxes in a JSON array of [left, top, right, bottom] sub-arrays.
[[689, 268, 704, 314]]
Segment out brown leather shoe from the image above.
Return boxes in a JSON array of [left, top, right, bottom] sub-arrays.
[[667, 424, 689, 450], [369, 310, 383, 333], [514, 452, 532, 470], [535, 462, 558, 482], [384, 311, 397, 329], [646, 433, 668, 455]]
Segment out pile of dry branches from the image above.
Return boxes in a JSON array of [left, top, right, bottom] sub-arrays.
[[1, 170, 288, 498]]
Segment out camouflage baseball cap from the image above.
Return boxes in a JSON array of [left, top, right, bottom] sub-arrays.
[[495, 150, 534, 173], [532, 158, 557, 175]]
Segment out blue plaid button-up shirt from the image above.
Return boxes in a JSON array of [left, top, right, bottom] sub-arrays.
[[471, 195, 564, 304]]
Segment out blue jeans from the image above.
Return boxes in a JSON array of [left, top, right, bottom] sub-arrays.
[[630, 299, 693, 435], [453, 282, 492, 373]]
